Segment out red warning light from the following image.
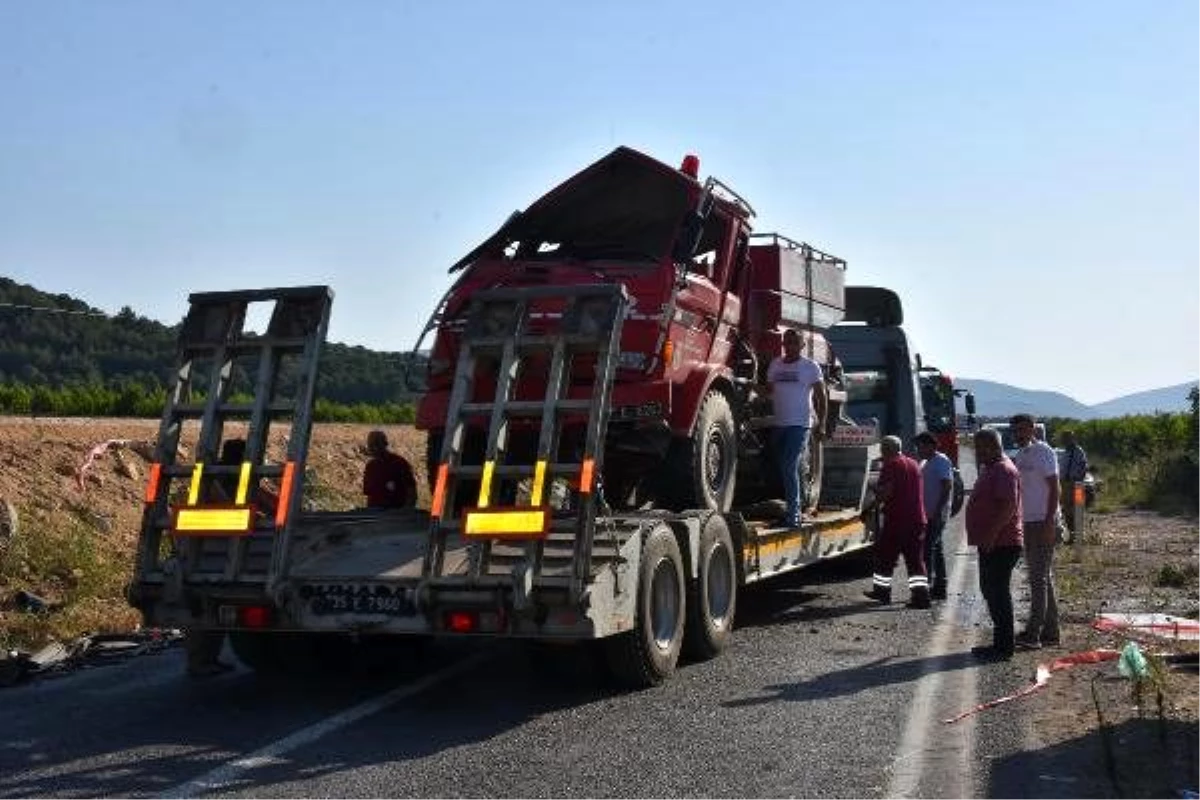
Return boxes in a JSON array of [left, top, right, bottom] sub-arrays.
[[680, 154, 700, 179]]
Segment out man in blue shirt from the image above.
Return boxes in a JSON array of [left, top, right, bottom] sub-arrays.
[[914, 432, 954, 601]]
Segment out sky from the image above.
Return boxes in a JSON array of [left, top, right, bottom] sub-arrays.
[[0, 1, 1196, 405]]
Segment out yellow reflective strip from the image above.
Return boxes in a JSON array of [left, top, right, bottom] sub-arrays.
[[175, 507, 253, 533], [463, 508, 547, 537], [531, 460, 547, 506], [235, 462, 252, 505], [478, 460, 495, 509], [187, 463, 204, 506]]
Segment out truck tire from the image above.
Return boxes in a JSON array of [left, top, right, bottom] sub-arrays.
[[950, 468, 964, 517], [603, 523, 686, 688], [669, 390, 737, 512], [684, 514, 737, 660], [804, 437, 824, 513]]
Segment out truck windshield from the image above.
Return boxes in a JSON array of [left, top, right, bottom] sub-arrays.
[[921, 377, 956, 433], [842, 369, 890, 427]]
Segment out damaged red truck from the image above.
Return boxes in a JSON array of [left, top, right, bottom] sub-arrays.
[[415, 146, 855, 517]]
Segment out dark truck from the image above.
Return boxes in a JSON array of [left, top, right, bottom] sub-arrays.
[[128, 149, 925, 686]]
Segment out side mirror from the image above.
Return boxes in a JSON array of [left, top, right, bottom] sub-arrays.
[[964, 392, 977, 415]]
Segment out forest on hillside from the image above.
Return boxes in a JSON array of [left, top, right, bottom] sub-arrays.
[[0, 277, 423, 406]]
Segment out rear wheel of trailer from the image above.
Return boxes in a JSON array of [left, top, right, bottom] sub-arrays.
[[683, 514, 737, 660], [603, 523, 686, 688]]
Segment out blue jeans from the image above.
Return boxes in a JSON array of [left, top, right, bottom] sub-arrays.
[[773, 426, 811, 524]]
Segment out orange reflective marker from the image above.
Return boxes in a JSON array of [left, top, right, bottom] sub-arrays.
[[579, 457, 595, 494], [274, 461, 296, 527], [431, 463, 449, 519], [143, 463, 162, 504]]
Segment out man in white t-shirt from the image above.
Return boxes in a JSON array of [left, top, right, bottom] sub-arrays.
[[914, 432, 954, 600], [766, 329, 827, 528], [1011, 413, 1061, 650]]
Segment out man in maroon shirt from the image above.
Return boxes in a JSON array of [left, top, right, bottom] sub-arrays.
[[966, 427, 1024, 661], [864, 435, 930, 608], [362, 430, 417, 509]]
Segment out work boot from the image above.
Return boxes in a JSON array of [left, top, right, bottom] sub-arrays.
[[863, 586, 891, 604], [930, 584, 948, 601], [906, 586, 932, 609]]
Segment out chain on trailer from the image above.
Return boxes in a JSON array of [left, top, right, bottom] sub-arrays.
[[133, 286, 333, 597], [422, 284, 629, 607]]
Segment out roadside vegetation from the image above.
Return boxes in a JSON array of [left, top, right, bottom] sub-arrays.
[[1046, 386, 1198, 517], [0, 383, 415, 424]]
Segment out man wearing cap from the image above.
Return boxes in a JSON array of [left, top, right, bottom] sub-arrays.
[[863, 435, 930, 608]]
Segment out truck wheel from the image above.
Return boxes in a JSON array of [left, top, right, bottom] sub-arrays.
[[684, 514, 737, 660], [804, 438, 824, 513], [670, 390, 737, 512], [950, 468, 965, 517], [604, 523, 686, 688]]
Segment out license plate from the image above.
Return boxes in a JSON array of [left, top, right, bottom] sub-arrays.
[[306, 585, 416, 617]]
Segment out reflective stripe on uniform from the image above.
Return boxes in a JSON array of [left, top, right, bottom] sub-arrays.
[[873, 574, 892, 588]]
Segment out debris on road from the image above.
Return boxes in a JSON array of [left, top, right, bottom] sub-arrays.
[[0, 627, 182, 688], [943, 649, 1121, 724], [1093, 612, 1200, 641]]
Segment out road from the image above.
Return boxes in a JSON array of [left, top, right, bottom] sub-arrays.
[[0, 452, 1039, 799]]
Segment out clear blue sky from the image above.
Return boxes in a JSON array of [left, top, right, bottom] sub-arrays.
[[1, 0, 1196, 404]]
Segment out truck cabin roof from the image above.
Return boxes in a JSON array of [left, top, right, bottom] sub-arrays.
[[449, 147, 748, 272], [839, 286, 905, 327]]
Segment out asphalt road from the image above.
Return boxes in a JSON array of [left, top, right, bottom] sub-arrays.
[[0, 451, 1042, 799]]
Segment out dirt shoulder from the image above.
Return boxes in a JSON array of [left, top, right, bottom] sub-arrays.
[[0, 417, 427, 649], [995, 509, 1199, 798]]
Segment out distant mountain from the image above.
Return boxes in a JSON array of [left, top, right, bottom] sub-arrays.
[[959, 378, 1198, 420], [1090, 382, 1198, 418]]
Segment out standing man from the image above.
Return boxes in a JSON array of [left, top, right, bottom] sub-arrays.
[[1011, 413, 1061, 650], [363, 430, 418, 509], [1058, 429, 1089, 535], [766, 328, 828, 528], [966, 427, 1024, 661], [863, 435, 930, 608], [914, 432, 954, 600]]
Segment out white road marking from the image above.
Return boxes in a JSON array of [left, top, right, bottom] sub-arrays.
[[159, 651, 489, 799], [885, 521, 981, 799]]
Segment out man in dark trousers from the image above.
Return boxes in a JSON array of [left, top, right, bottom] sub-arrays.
[[362, 430, 417, 509], [914, 432, 954, 600], [966, 427, 1024, 661], [864, 435, 930, 608]]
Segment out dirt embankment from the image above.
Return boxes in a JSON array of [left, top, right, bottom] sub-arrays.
[[0, 417, 428, 647], [1015, 510, 1199, 798]]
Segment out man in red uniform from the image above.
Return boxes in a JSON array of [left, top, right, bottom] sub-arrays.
[[362, 430, 417, 509], [864, 435, 930, 608]]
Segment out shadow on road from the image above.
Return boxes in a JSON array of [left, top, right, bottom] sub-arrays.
[[722, 650, 979, 708], [0, 639, 609, 798], [987, 716, 1199, 799]]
